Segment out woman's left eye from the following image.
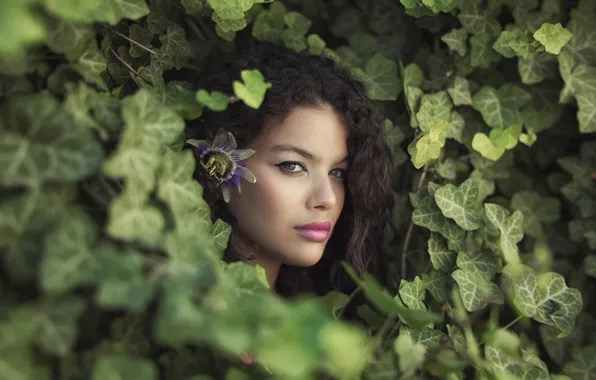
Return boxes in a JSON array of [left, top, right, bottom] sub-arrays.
[[331, 168, 347, 181]]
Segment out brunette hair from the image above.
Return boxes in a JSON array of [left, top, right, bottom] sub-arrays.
[[186, 39, 394, 297]]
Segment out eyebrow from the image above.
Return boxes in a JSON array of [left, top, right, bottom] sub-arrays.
[[271, 144, 348, 164]]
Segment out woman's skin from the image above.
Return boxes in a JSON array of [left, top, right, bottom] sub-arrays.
[[227, 104, 349, 291]]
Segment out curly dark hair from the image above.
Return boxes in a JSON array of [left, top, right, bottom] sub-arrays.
[[186, 40, 394, 298]]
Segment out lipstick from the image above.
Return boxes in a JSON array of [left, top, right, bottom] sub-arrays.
[[295, 221, 331, 242]]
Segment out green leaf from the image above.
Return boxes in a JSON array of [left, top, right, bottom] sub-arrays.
[[585, 255, 596, 278], [196, 89, 229, 111], [563, 345, 596, 380], [472, 85, 530, 129], [233, 69, 272, 109], [128, 25, 154, 58], [0, 0, 46, 56], [45, 19, 95, 61], [36, 295, 87, 356], [447, 76, 472, 106], [71, 39, 108, 90], [434, 179, 484, 231], [456, 250, 498, 280], [40, 210, 99, 294], [351, 53, 402, 101], [320, 322, 371, 379], [485, 203, 524, 264], [399, 276, 426, 310], [103, 89, 185, 191], [45, 0, 149, 24], [307, 34, 326, 55], [559, 64, 596, 104], [95, 244, 156, 311], [401, 325, 446, 349], [91, 354, 158, 380], [577, 92, 596, 133], [452, 269, 504, 312], [0, 92, 104, 187], [458, 4, 501, 37], [427, 232, 456, 272], [533, 23, 573, 55], [503, 264, 583, 337], [472, 133, 505, 161], [511, 191, 560, 238], [107, 184, 165, 248], [422, 270, 448, 303], [394, 333, 426, 377], [412, 195, 466, 242], [470, 33, 501, 69], [518, 52, 558, 85], [441, 28, 468, 57]]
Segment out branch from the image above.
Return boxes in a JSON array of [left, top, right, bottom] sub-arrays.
[[103, 25, 158, 55], [401, 164, 430, 279]]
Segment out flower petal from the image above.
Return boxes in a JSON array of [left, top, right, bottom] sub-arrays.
[[186, 139, 209, 147], [222, 184, 232, 203], [234, 149, 255, 160], [213, 129, 237, 150], [242, 169, 256, 183]]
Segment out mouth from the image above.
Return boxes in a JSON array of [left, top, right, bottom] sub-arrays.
[[295, 221, 331, 242]]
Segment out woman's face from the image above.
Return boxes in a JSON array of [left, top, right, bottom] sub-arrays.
[[227, 105, 349, 267]]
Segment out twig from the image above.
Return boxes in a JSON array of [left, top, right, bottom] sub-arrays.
[[401, 164, 430, 279], [109, 47, 145, 78], [103, 25, 158, 55], [503, 316, 522, 330]]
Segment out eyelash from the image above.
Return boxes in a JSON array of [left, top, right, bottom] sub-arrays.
[[276, 161, 347, 181]]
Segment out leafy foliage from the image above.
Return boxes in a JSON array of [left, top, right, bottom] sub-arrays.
[[1, 0, 595, 379]]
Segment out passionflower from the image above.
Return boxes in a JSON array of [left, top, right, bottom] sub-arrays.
[[187, 129, 256, 203]]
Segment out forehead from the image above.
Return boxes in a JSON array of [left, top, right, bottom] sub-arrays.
[[253, 105, 349, 155]]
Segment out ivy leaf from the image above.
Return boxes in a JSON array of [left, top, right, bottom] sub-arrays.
[[533, 23, 573, 55], [95, 244, 156, 311], [233, 69, 272, 109], [576, 92, 596, 133], [472, 85, 530, 129], [563, 345, 596, 380], [400, 325, 446, 349], [511, 191, 560, 239], [470, 33, 501, 69], [394, 333, 426, 378], [40, 210, 99, 294], [91, 354, 158, 380], [585, 255, 596, 278], [399, 276, 426, 310], [196, 89, 229, 111], [422, 270, 448, 303], [36, 295, 87, 357], [427, 232, 456, 272], [456, 251, 498, 280], [452, 269, 504, 312], [350, 53, 402, 101], [211, 219, 232, 253], [518, 52, 558, 85], [457, 4, 501, 38], [45, 19, 95, 61], [107, 184, 165, 248], [412, 195, 466, 242], [128, 25, 154, 58], [72, 39, 108, 90], [441, 28, 468, 57], [447, 76, 472, 106], [0, 92, 104, 187], [472, 133, 505, 161], [307, 34, 326, 55], [0, 0, 46, 56], [434, 179, 484, 230], [503, 264, 583, 337], [559, 64, 596, 104], [103, 89, 185, 191], [485, 203, 524, 264]]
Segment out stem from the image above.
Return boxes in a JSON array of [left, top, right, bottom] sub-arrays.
[[109, 47, 142, 76], [401, 164, 430, 279], [503, 316, 522, 330], [336, 288, 361, 319], [372, 316, 398, 355], [104, 25, 158, 55]]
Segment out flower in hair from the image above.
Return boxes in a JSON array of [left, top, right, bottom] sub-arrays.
[[187, 129, 256, 203]]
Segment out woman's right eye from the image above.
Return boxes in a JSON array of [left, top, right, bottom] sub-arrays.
[[276, 161, 305, 174]]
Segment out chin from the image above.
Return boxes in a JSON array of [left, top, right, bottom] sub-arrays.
[[285, 250, 324, 267]]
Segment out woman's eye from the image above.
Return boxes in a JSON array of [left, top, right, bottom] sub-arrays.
[[331, 168, 347, 181], [277, 161, 305, 173]]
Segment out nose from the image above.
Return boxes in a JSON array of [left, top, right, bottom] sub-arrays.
[[306, 174, 339, 211]]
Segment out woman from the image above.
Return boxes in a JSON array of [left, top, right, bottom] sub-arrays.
[[186, 40, 394, 299]]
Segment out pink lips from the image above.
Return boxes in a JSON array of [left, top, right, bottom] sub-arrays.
[[295, 221, 332, 242]]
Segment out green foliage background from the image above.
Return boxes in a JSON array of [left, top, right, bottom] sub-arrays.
[[1, 0, 596, 379]]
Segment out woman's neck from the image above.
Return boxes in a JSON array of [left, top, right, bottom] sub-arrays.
[[229, 229, 281, 294]]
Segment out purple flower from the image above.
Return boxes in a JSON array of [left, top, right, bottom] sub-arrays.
[[187, 129, 256, 203]]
